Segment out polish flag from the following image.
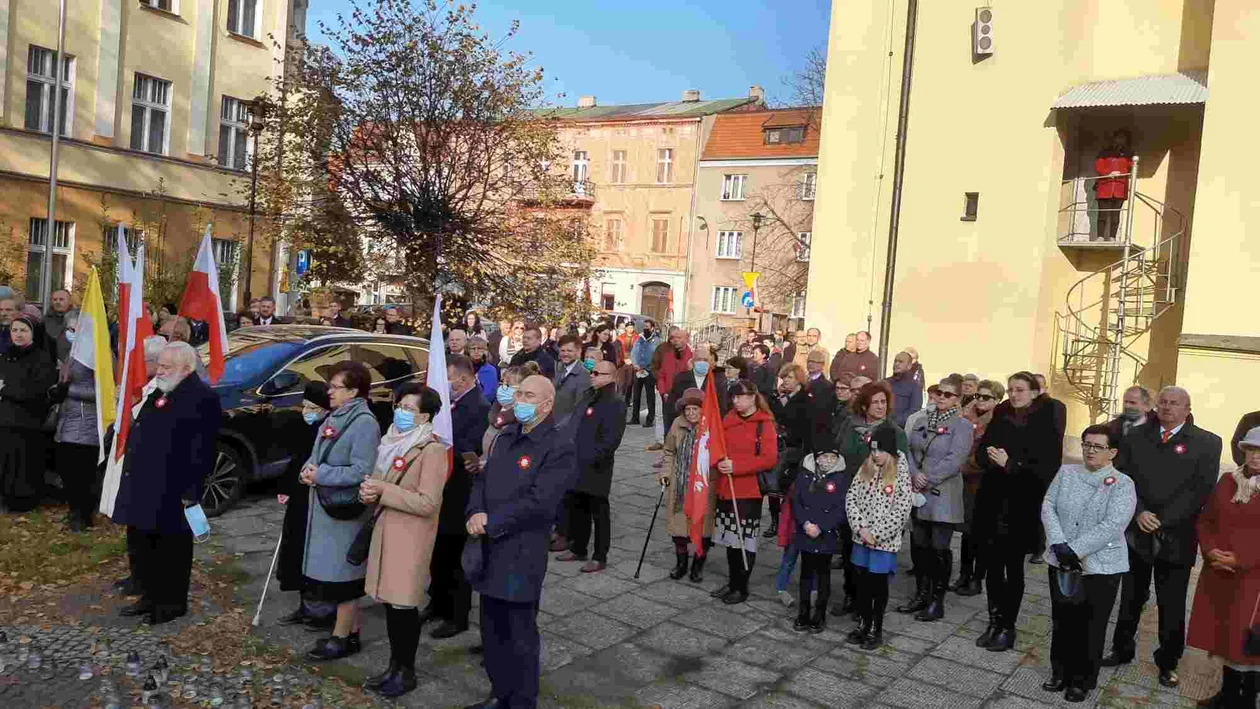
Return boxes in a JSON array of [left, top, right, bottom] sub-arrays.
[[178, 225, 228, 382], [426, 295, 454, 478], [685, 372, 728, 553], [114, 224, 134, 383], [100, 244, 154, 515]]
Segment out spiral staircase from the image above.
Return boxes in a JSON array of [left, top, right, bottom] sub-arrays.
[[1056, 189, 1187, 420]]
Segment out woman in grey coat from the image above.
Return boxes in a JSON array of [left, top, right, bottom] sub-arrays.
[[1040, 424, 1136, 703], [900, 375, 973, 622], [54, 312, 108, 531], [300, 361, 382, 661]]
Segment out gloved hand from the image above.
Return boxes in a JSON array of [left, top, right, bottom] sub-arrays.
[[1052, 543, 1081, 571]]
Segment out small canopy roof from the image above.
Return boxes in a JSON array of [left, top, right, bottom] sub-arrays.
[[1052, 70, 1208, 110]]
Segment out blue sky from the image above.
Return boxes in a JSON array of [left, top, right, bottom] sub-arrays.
[[306, 0, 833, 107]]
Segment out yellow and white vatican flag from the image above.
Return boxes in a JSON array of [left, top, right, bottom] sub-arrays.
[[67, 267, 117, 459]]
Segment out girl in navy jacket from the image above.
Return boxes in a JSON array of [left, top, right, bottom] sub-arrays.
[[792, 448, 848, 633]]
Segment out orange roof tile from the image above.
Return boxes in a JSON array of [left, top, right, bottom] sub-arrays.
[[701, 108, 821, 160]]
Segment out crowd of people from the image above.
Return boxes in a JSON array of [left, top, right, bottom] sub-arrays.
[[4, 279, 1260, 708]]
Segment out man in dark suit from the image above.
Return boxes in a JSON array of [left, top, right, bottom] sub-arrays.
[[321, 300, 351, 328], [425, 355, 490, 639], [111, 341, 221, 625], [805, 349, 835, 446], [508, 323, 556, 378], [750, 344, 776, 398], [1103, 386, 1221, 688], [464, 375, 574, 709], [556, 361, 626, 572], [252, 296, 291, 325], [383, 306, 413, 336]]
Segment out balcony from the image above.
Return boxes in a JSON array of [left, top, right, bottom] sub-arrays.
[[516, 179, 596, 207]]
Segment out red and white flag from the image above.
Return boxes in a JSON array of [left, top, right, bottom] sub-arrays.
[[179, 225, 228, 382], [114, 224, 134, 383], [100, 243, 154, 515], [425, 295, 454, 477], [685, 373, 728, 552]]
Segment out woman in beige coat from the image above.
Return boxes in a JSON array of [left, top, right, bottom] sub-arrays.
[[358, 383, 446, 698], [660, 388, 717, 582]]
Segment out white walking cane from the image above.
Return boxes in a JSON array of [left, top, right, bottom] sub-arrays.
[[725, 472, 749, 571], [251, 531, 284, 628]]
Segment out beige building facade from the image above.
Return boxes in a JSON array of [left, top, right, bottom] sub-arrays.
[[0, 0, 300, 308], [808, 0, 1257, 455]]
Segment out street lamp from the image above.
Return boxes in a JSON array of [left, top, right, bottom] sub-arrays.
[[242, 96, 271, 307], [746, 212, 765, 325]]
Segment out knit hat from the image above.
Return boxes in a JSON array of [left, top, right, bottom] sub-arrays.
[[813, 447, 844, 473], [870, 426, 898, 455], [675, 387, 704, 414], [303, 381, 332, 410]]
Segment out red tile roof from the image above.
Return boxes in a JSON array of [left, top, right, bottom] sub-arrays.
[[701, 108, 821, 160]]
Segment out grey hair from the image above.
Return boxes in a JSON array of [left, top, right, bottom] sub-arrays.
[[63, 310, 80, 329], [1158, 385, 1191, 406], [163, 341, 199, 372], [1124, 385, 1152, 406], [143, 335, 167, 363], [467, 335, 488, 347]]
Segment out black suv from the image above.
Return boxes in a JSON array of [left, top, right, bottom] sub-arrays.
[[196, 325, 429, 516]]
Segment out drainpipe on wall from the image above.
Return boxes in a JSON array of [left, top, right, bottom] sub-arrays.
[[876, 0, 919, 377], [682, 117, 704, 327]]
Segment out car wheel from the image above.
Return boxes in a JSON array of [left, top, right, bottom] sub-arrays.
[[202, 441, 248, 518]]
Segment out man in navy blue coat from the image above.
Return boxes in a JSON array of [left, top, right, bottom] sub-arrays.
[[425, 355, 490, 639], [464, 374, 575, 709], [111, 342, 221, 625]]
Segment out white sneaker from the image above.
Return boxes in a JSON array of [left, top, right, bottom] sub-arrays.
[[778, 590, 795, 607]]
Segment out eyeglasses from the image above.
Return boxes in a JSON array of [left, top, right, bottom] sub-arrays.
[[1081, 443, 1111, 454], [938, 391, 959, 399], [328, 383, 350, 392], [976, 394, 996, 401]]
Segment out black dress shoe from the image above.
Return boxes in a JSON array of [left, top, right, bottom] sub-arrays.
[[1064, 686, 1087, 703], [709, 584, 731, 598], [430, 621, 469, 640], [112, 576, 143, 597], [720, 589, 748, 605], [364, 662, 400, 690], [1041, 674, 1065, 692], [120, 600, 154, 617], [277, 608, 307, 625], [469, 644, 484, 655], [307, 635, 355, 661], [1158, 669, 1179, 688], [1099, 651, 1133, 667], [378, 666, 417, 698], [145, 606, 187, 625]]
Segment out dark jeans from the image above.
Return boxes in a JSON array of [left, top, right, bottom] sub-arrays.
[[631, 375, 655, 422], [1096, 197, 1125, 241], [1111, 549, 1193, 671], [799, 552, 832, 609], [566, 492, 610, 563], [57, 442, 100, 524], [958, 533, 986, 582], [1049, 568, 1121, 690], [429, 534, 472, 627], [131, 526, 193, 611], [480, 595, 540, 709], [985, 544, 1027, 626]]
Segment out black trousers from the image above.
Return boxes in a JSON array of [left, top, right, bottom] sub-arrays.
[[428, 533, 472, 627], [958, 533, 986, 582], [631, 376, 655, 422], [556, 491, 575, 542], [566, 492, 610, 563], [57, 442, 100, 524], [1096, 197, 1125, 241], [1049, 568, 1121, 690], [856, 566, 890, 622], [985, 543, 1027, 626], [480, 595, 540, 709], [385, 604, 421, 668], [130, 526, 193, 611], [799, 552, 832, 609], [1111, 549, 1193, 671], [839, 523, 858, 599]]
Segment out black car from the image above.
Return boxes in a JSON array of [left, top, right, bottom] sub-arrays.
[[195, 325, 429, 517]]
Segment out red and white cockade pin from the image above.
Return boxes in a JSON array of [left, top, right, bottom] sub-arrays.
[[1174, 444, 1186, 455], [825, 481, 837, 494], [882, 484, 895, 496], [321, 425, 337, 439], [585, 407, 594, 417], [392, 456, 407, 471], [155, 396, 169, 409], [518, 455, 532, 470], [1103, 476, 1117, 486], [495, 415, 505, 427], [936, 426, 947, 435], [862, 433, 872, 444]]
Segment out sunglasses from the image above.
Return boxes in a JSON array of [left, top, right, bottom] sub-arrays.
[[938, 391, 959, 399], [976, 394, 996, 401]]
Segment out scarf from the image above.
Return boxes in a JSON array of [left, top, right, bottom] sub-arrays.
[[1230, 468, 1260, 505], [926, 405, 959, 430], [375, 421, 435, 478], [672, 424, 697, 512]]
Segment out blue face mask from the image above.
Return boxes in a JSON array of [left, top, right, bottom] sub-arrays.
[[394, 408, 416, 432], [496, 385, 516, 406], [693, 361, 710, 376], [64, 330, 77, 344], [583, 358, 596, 372], [513, 401, 538, 424], [302, 411, 321, 425]]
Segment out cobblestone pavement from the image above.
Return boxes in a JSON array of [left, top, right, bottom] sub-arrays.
[[6, 423, 1219, 708]]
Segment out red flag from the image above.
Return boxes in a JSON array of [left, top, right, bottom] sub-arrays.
[[178, 225, 228, 382], [100, 244, 153, 516], [114, 224, 133, 383], [684, 373, 728, 552]]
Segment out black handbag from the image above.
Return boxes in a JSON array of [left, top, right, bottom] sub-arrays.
[[1244, 591, 1260, 657], [1054, 568, 1086, 606], [313, 409, 375, 521], [753, 421, 778, 496]]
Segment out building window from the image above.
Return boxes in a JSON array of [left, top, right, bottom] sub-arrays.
[[795, 232, 812, 262], [211, 238, 239, 268], [600, 287, 615, 311], [765, 126, 806, 145], [218, 96, 251, 170], [650, 218, 669, 253], [104, 225, 142, 253], [140, 0, 176, 11], [721, 174, 747, 201], [571, 150, 589, 193], [227, 0, 258, 37], [604, 217, 624, 252], [715, 231, 742, 259], [130, 73, 171, 155], [26, 218, 74, 299], [798, 172, 817, 200], [711, 286, 738, 314], [610, 150, 627, 184], [24, 46, 73, 136], [655, 148, 673, 184], [790, 291, 807, 318], [961, 192, 979, 221]]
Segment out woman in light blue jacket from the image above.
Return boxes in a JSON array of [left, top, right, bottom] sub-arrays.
[[1040, 424, 1137, 703]]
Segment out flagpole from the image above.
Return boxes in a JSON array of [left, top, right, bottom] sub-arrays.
[[726, 474, 750, 571], [40, 0, 68, 309]]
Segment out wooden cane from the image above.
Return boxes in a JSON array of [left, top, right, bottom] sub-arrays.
[[726, 473, 749, 571]]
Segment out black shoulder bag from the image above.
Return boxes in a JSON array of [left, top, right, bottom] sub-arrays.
[[754, 421, 779, 496], [346, 447, 416, 566], [314, 409, 375, 521]]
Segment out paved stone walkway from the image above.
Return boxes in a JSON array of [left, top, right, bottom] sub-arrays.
[[203, 425, 1220, 708]]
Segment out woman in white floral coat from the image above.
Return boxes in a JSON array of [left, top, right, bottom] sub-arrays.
[[844, 426, 914, 650]]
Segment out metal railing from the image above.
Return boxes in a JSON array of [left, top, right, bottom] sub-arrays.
[[1058, 157, 1140, 246]]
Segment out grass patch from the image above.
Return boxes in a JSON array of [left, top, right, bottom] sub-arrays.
[[431, 644, 472, 668], [0, 506, 128, 591]]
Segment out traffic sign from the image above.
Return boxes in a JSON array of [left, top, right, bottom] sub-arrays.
[[740, 291, 755, 308], [295, 250, 311, 276]]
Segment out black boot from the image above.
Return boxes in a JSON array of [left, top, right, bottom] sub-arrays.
[[976, 604, 999, 648], [959, 577, 983, 596], [668, 552, 689, 580], [845, 612, 870, 645], [1239, 671, 1259, 709], [986, 624, 1017, 653], [793, 598, 812, 632], [808, 600, 827, 635], [365, 661, 401, 690], [861, 611, 884, 650], [896, 555, 930, 614], [950, 571, 972, 594], [688, 554, 706, 583], [915, 579, 945, 622], [1198, 667, 1243, 708], [378, 665, 417, 698]]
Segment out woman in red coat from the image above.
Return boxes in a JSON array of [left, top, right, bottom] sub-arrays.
[[709, 379, 778, 605], [1187, 426, 1260, 708], [1093, 129, 1133, 242]]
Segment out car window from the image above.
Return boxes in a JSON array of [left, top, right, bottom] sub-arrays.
[[399, 345, 431, 376], [354, 344, 415, 384], [264, 344, 353, 395], [212, 340, 305, 388]]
